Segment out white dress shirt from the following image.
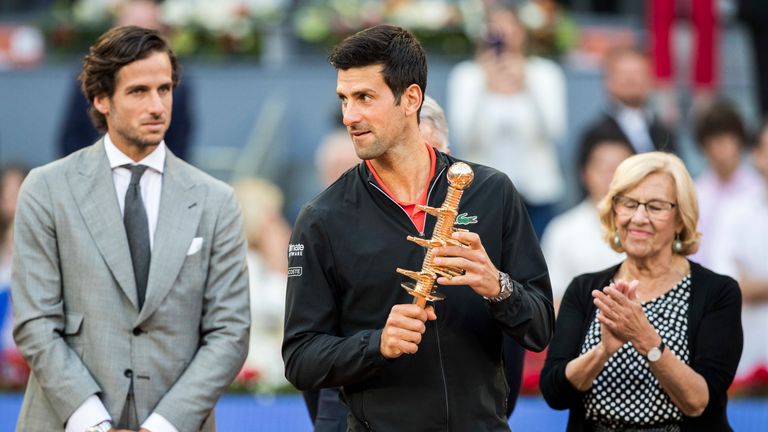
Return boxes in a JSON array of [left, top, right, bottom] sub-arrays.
[[614, 106, 655, 154], [66, 135, 178, 432]]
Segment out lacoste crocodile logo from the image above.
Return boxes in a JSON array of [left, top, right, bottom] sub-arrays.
[[455, 212, 478, 225]]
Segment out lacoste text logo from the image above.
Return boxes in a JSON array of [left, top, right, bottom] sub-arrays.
[[288, 267, 303, 277], [455, 212, 478, 225], [288, 243, 304, 257]]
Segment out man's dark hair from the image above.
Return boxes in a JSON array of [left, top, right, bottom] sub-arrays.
[[694, 98, 746, 149], [577, 124, 635, 174], [329, 25, 427, 117], [79, 25, 180, 132], [575, 123, 635, 198]]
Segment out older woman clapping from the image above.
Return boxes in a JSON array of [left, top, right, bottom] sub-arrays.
[[541, 152, 743, 431]]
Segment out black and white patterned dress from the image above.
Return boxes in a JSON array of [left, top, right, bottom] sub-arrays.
[[581, 274, 692, 430]]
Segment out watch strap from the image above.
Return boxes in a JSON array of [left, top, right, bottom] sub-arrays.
[[484, 271, 513, 302]]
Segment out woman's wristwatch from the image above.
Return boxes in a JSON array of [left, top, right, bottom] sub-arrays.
[[647, 339, 666, 362], [484, 271, 514, 302]]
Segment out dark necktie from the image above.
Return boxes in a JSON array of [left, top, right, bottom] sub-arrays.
[[123, 164, 150, 309]]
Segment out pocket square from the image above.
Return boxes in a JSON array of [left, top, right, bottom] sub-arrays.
[[187, 237, 203, 256]]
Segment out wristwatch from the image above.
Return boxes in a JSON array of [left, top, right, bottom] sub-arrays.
[[647, 339, 666, 362], [484, 271, 514, 302], [85, 420, 112, 432]]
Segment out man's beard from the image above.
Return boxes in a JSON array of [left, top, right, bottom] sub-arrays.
[[118, 124, 166, 149], [127, 133, 163, 148]]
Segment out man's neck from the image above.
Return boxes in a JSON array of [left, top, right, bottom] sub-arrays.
[[108, 132, 158, 163], [368, 132, 431, 203], [613, 99, 646, 112]]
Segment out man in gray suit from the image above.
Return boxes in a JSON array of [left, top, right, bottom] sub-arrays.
[[12, 26, 250, 432]]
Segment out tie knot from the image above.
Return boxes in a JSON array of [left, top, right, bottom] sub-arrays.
[[123, 164, 149, 186]]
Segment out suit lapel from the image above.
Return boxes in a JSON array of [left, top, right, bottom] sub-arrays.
[[68, 140, 139, 309], [137, 152, 203, 324]]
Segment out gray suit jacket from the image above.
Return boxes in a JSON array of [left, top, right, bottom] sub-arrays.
[[12, 141, 250, 431]]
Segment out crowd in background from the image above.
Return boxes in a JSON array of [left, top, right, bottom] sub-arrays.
[[1, 0, 767, 406]]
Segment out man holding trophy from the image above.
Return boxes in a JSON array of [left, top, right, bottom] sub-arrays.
[[282, 25, 554, 431]]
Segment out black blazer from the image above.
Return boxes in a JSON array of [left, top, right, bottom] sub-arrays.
[[583, 108, 677, 155], [540, 261, 743, 431]]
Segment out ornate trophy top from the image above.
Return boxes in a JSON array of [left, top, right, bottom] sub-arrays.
[[447, 162, 474, 190], [397, 161, 475, 308]]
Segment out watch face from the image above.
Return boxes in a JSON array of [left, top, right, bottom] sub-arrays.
[[647, 347, 662, 362]]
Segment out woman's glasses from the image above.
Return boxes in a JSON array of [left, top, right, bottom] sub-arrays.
[[613, 195, 677, 221]]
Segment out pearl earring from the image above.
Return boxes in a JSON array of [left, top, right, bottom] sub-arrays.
[[612, 231, 621, 248], [672, 233, 683, 254]]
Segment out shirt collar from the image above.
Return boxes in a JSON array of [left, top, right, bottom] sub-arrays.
[[365, 143, 436, 206], [103, 133, 166, 174], [610, 101, 652, 120]]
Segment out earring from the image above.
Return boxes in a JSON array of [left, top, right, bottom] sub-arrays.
[[672, 233, 683, 254], [612, 231, 621, 248]]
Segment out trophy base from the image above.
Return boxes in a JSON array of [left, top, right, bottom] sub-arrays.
[[401, 282, 445, 302]]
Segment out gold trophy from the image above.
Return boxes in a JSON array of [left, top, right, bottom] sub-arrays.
[[397, 162, 474, 308]]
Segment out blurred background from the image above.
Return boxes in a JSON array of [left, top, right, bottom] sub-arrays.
[[1, 0, 768, 430]]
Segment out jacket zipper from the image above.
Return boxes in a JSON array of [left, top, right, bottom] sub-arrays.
[[369, 182, 416, 232], [433, 320, 450, 430], [422, 165, 450, 428], [368, 165, 447, 236], [370, 165, 451, 427]]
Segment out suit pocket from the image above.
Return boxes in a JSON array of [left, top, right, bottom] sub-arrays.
[[64, 313, 84, 335], [64, 313, 86, 359]]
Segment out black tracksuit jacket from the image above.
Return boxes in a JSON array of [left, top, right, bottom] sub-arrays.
[[282, 151, 554, 431]]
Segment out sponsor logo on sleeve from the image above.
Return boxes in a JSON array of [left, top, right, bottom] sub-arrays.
[[288, 243, 304, 257], [288, 267, 303, 277]]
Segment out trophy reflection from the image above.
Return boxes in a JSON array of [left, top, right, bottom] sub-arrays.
[[397, 162, 474, 308]]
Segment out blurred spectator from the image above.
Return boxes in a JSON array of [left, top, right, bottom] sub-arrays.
[[420, 95, 450, 154], [710, 118, 768, 392], [581, 47, 677, 155], [737, 0, 768, 117], [314, 128, 360, 188], [447, 4, 566, 237], [57, 0, 194, 161], [541, 128, 633, 311], [691, 98, 764, 268], [0, 164, 29, 389], [232, 177, 292, 392], [649, 0, 718, 126], [0, 164, 26, 282]]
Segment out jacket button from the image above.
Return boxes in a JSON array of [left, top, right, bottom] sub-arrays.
[[132, 327, 144, 336], [124, 369, 133, 378]]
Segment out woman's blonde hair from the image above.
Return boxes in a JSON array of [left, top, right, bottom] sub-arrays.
[[597, 152, 701, 255], [231, 177, 284, 247]]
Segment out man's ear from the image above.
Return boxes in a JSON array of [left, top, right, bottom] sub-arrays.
[[402, 83, 423, 118], [93, 93, 111, 116]]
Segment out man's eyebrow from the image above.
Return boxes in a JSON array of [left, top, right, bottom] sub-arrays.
[[125, 84, 147, 91], [338, 88, 376, 98]]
